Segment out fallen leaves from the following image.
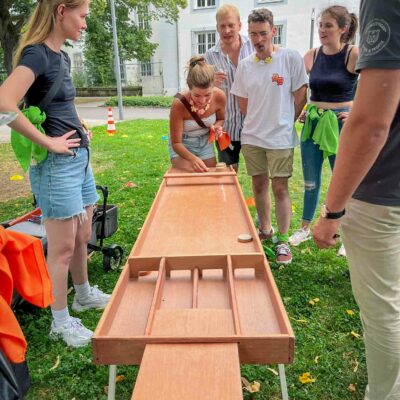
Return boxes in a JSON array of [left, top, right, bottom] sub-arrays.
[[350, 331, 361, 339], [124, 181, 138, 188], [348, 383, 356, 392], [266, 368, 278, 376], [245, 197, 255, 207], [241, 377, 260, 393], [309, 298, 320, 306], [298, 372, 315, 384], [10, 175, 24, 181], [49, 355, 60, 371], [290, 317, 308, 324]]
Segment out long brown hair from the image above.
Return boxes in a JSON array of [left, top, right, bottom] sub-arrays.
[[13, 0, 87, 68], [321, 6, 358, 44]]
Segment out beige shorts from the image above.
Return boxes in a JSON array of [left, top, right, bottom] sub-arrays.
[[241, 145, 294, 178]]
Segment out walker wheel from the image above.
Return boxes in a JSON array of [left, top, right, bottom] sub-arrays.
[[102, 245, 123, 271]]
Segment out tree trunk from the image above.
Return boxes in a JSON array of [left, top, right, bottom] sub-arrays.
[[0, 1, 30, 75], [2, 30, 19, 74]]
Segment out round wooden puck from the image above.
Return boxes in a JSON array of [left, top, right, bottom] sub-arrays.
[[237, 233, 253, 243], [216, 162, 227, 170]]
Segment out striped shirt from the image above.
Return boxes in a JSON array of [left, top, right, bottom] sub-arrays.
[[205, 35, 254, 141]]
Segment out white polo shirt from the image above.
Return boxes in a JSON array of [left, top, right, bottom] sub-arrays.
[[231, 47, 308, 149]]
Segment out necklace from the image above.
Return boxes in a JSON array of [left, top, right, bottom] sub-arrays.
[[254, 45, 276, 64], [189, 97, 211, 115]]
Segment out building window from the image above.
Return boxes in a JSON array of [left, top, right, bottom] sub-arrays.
[[120, 59, 126, 82], [194, 0, 216, 9], [194, 31, 216, 54], [73, 52, 83, 70], [141, 61, 153, 77], [137, 5, 150, 30], [257, 0, 284, 3], [273, 24, 284, 45]]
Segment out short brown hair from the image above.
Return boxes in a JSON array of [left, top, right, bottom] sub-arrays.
[[186, 56, 215, 89], [247, 8, 274, 27]]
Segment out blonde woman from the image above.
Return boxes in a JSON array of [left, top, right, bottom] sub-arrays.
[[169, 56, 226, 172], [0, 0, 110, 347]]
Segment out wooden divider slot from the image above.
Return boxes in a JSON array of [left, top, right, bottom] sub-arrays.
[[227, 255, 242, 336], [144, 258, 166, 335], [192, 268, 199, 309]]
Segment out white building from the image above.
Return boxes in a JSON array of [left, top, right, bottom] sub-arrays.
[[65, 0, 360, 96]]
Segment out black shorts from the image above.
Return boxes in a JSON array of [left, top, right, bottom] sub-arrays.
[[216, 140, 241, 165]]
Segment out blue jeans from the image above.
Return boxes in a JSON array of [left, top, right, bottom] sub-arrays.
[[300, 107, 348, 222], [29, 147, 99, 219]]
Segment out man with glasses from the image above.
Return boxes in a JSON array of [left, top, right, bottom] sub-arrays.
[[205, 4, 253, 171], [231, 8, 307, 265]]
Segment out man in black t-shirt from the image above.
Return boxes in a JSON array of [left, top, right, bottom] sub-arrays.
[[313, 0, 400, 398]]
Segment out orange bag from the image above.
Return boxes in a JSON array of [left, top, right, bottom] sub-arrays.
[[217, 132, 231, 151], [0, 226, 52, 362], [1, 227, 52, 308], [209, 127, 231, 151], [0, 296, 27, 363]]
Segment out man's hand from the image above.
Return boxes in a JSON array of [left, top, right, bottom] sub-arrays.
[[313, 217, 341, 248], [214, 71, 227, 88]]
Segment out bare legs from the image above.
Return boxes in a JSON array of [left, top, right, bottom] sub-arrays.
[[252, 174, 291, 236], [44, 206, 93, 311]]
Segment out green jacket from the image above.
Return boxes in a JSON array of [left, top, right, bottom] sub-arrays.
[[302, 104, 339, 158], [11, 107, 48, 172]]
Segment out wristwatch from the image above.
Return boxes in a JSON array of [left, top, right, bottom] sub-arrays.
[[320, 204, 345, 219]]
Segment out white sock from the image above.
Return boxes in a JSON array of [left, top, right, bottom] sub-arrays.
[[51, 307, 70, 327], [74, 281, 91, 300]]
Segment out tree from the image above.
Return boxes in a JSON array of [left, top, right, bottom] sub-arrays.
[[84, 0, 187, 85], [0, 0, 35, 75]]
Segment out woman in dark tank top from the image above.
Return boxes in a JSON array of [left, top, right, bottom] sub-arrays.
[[289, 6, 359, 254]]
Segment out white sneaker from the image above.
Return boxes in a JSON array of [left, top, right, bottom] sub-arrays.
[[72, 285, 111, 312], [289, 228, 311, 246], [337, 243, 347, 257], [50, 317, 93, 347]]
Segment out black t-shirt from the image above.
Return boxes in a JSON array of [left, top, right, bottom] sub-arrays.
[[18, 44, 88, 147], [352, 0, 400, 206]]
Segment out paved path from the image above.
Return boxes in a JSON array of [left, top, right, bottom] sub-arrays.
[[0, 100, 169, 144]]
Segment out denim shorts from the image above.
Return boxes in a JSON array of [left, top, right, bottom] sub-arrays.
[[29, 147, 99, 219], [168, 134, 215, 160]]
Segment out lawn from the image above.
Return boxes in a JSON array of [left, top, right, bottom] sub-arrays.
[[0, 119, 367, 399]]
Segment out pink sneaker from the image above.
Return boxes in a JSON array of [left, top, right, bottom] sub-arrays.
[[276, 243, 292, 265]]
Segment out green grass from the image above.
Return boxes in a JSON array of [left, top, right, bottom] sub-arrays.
[[105, 96, 173, 108], [0, 120, 367, 399]]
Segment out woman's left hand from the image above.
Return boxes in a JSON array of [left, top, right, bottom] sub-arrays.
[[86, 129, 93, 141], [337, 111, 350, 123], [212, 125, 223, 139]]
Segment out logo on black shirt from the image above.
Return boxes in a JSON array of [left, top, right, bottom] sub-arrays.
[[361, 19, 391, 56]]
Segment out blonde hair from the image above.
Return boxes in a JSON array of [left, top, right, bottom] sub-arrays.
[[186, 56, 215, 90], [216, 4, 240, 22], [13, 0, 87, 68]]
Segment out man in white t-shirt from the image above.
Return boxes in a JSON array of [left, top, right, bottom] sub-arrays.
[[231, 8, 308, 265]]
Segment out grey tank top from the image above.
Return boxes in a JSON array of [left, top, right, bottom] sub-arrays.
[[182, 114, 216, 137]]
